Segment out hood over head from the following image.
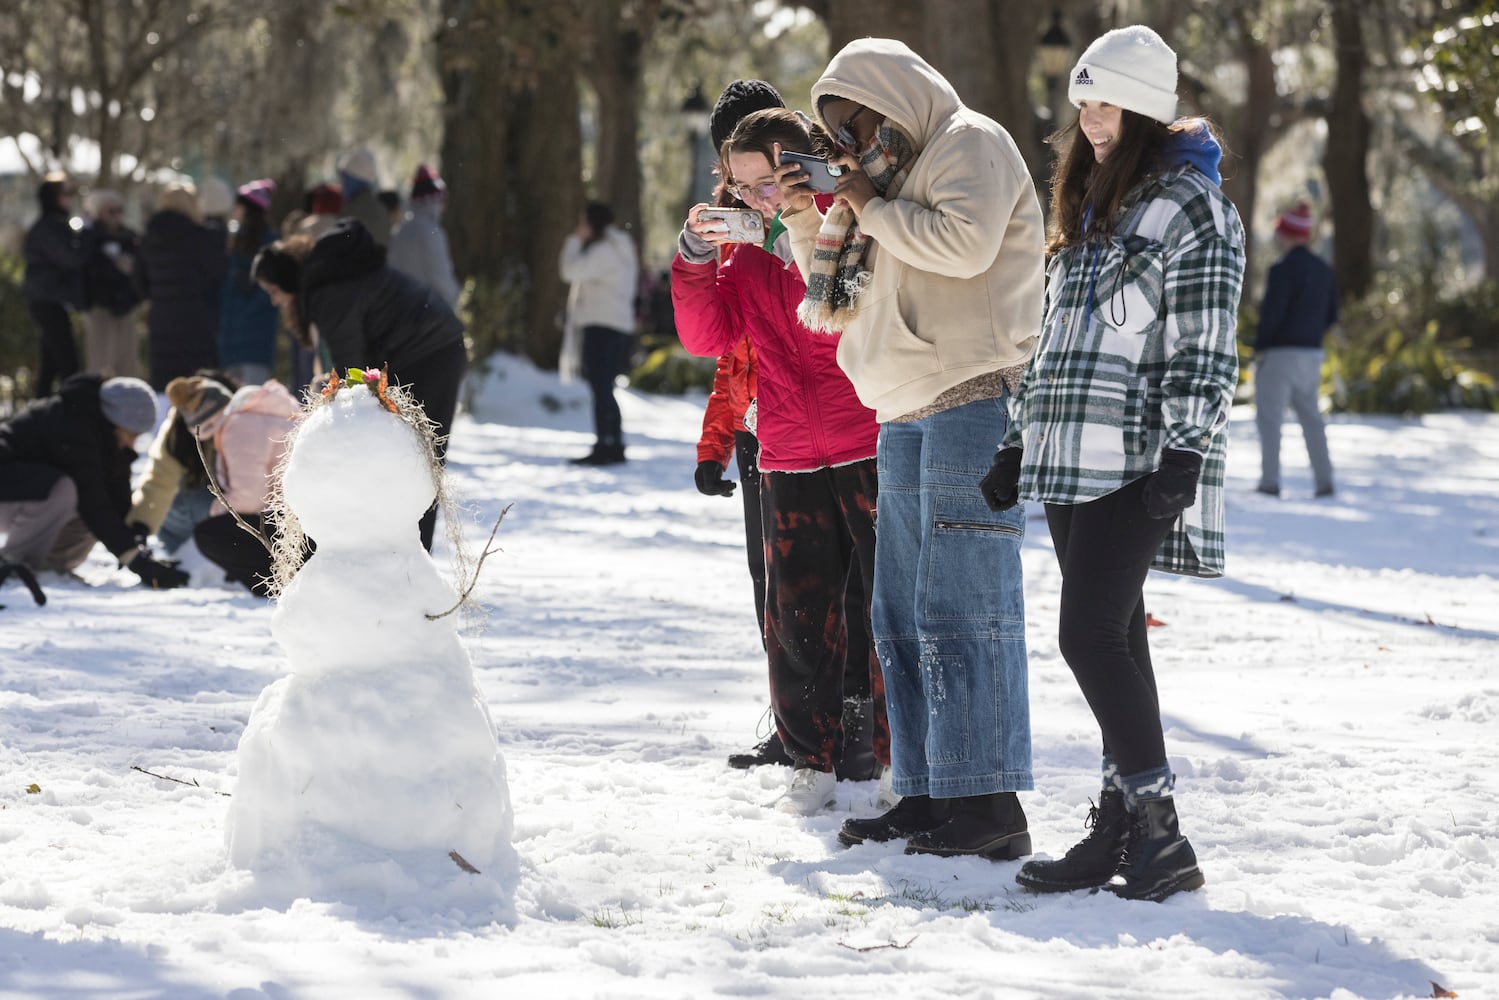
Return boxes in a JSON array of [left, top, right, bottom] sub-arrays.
[[810, 38, 963, 155]]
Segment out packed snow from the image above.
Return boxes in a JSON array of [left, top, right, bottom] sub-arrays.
[[1, 352, 1496, 999]]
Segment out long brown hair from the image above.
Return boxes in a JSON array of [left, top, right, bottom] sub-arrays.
[[1046, 111, 1224, 253], [723, 108, 832, 178]]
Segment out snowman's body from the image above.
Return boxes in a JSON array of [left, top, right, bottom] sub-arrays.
[[225, 389, 513, 887]]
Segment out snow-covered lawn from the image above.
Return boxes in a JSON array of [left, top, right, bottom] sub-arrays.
[[2, 355, 1496, 999]]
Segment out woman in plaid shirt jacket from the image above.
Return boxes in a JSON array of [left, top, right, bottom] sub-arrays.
[[982, 26, 1244, 902]]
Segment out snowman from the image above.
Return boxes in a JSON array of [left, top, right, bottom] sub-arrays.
[[225, 369, 513, 907]]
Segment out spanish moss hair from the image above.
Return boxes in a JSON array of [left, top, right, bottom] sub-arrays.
[[264, 378, 480, 626]]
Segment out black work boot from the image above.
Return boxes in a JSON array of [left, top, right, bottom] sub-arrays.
[[903, 792, 1031, 861], [1104, 796, 1205, 901], [835, 697, 879, 782], [726, 731, 794, 769], [1015, 790, 1129, 893], [837, 794, 951, 847]]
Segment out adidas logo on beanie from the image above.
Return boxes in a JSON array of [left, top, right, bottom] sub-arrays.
[[1067, 25, 1178, 125]]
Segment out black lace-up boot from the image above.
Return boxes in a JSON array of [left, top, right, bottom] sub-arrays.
[[1103, 795, 1205, 901], [726, 730, 794, 769], [1014, 790, 1129, 893]]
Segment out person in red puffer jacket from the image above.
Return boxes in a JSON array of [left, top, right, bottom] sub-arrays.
[[674, 107, 889, 817]]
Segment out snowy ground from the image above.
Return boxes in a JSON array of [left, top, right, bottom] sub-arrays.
[[2, 353, 1496, 1000]]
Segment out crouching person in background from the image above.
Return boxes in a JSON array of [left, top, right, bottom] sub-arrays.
[[127, 370, 243, 556], [169, 376, 301, 596], [0, 374, 188, 590]]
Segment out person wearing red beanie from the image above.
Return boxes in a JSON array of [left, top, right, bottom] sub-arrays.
[[1253, 200, 1339, 498]]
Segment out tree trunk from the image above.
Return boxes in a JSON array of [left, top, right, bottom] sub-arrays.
[[1219, 6, 1280, 287], [1323, 0, 1374, 299], [437, 0, 584, 369], [583, 1, 658, 245]]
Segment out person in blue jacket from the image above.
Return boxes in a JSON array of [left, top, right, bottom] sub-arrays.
[[218, 179, 281, 387], [1253, 201, 1339, 498]]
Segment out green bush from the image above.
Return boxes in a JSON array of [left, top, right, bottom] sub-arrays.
[[628, 333, 715, 395], [1327, 319, 1498, 415]]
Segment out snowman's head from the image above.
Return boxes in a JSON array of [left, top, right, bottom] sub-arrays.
[[279, 388, 437, 549]]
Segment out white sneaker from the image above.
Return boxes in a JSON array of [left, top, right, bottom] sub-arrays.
[[775, 767, 837, 815], [877, 766, 902, 810]]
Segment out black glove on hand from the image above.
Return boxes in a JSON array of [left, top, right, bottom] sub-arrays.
[[694, 460, 737, 498], [127, 521, 151, 548], [129, 551, 190, 590], [980, 448, 1024, 512], [1143, 448, 1205, 520]]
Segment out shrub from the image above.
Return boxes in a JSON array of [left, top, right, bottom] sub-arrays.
[[0, 250, 35, 413], [628, 333, 715, 395], [1327, 319, 1498, 414]]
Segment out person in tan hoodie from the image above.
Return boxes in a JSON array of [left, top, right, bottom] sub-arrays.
[[776, 37, 1044, 858]]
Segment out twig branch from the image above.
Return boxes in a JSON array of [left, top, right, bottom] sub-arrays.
[[837, 934, 918, 953], [131, 765, 231, 796], [426, 505, 511, 620], [194, 434, 274, 554]]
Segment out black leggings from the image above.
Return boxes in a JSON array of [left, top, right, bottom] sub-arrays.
[[195, 512, 275, 597], [393, 339, 468, 550], [29, 300, 80, 398], [1044, 476, 1175, 777], [733, 430, 767, 643]]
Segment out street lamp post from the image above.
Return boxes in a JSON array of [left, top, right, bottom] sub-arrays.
[[679, 83, 711, 222], [1038, 9, 1074, 139]]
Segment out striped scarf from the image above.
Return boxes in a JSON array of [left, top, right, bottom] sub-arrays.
[[797, 123, 916, 333]]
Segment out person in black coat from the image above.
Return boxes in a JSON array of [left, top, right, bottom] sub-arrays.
[[22, 172, 87, 397], [0, 374, 188, 589], [80, 189, 145, 378], [251, 217, 468, 550], [136, 183, 229, 391]]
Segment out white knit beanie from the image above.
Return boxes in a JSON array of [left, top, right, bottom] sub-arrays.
[[1068, 25, 1178, 125]]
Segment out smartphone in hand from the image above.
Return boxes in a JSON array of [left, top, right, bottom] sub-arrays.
[[698, 208, 766, 243], [778, 151, 844, 194]]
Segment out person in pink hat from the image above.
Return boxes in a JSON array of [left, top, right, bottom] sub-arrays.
[[388, 164, 461, 309], [217, 179, 281, 387], [1252, 200, 1339, 498]]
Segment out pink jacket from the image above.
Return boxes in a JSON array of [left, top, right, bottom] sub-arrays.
[[673, 244, 876, 472], [209, 381, 301, 516]]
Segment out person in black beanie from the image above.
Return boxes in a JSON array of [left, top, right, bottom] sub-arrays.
[[252, 219, 467, 551], [22, 172, 87, 397]]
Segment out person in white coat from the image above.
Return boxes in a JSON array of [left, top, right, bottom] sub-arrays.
[[559, 202, 639, 465]]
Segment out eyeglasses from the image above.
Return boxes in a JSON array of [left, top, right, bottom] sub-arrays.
[[833, 107, 871, 156], [727, 180, 778, 201]]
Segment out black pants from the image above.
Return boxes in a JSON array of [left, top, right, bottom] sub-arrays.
[[762, 459, 887, 771], [29, 300, 80, 398], [1044, 475, 1175, 776], [195, 512, 275, 597], [733, 430, 767, 644], [582, 325, 631, 447], [394, 339, 468, 550]]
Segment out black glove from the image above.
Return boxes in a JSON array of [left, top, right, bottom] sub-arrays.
[[980, 448, 1023, 512], [694, 460, 737, 498], [1142, 449, 1204, 520], [127, 521, 151, 548], [129, 551, 190, 590]]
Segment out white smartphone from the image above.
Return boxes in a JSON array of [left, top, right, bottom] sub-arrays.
[[698, 208, 766, 243]]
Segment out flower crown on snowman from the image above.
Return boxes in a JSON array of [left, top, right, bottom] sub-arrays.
[[322, 364, 399, 414]]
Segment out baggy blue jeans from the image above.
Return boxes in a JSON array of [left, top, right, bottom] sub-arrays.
[[873, 395, 1033, 798]]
